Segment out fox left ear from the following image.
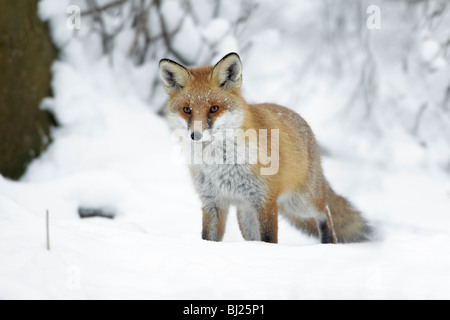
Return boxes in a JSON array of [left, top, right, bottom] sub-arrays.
[[211, 53, 242, 91], [159, 59, 191, 94]]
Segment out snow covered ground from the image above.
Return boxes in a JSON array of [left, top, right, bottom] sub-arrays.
[[1, 0, 450, 299]]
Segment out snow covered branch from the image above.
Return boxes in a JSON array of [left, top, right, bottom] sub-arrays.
[[74, 0, 256, 68]]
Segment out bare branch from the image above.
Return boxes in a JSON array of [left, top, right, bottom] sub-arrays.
[[128, 0, 155, 64], [154, 0, 192, 65], [85, 0, 110, 54], [82, 0, 127, 16]]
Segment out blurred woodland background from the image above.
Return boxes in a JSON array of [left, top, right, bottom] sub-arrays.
[[1, 0, 449, 179]]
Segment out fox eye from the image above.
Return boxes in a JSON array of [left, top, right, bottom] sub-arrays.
[[210, 105, 220, 113], [182, 107, 191, 114]]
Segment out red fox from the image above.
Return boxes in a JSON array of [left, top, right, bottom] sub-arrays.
[[159, 53, 371, 244]]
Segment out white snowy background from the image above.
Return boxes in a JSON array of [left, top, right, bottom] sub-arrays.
[[1, 0, 450, 299]]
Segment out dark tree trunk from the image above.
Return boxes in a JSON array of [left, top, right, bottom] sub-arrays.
[[0, 0, 57, 180]]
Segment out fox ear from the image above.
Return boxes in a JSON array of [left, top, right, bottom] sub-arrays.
[[159, 59, 191, 94], [211, 53, 242, 91]]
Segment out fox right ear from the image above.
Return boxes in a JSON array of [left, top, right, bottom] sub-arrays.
[[159, 59, 191, 94], [211, 53, 242, 91]]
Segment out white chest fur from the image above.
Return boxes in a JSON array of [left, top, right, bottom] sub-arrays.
[[192, 161, 264, 210]]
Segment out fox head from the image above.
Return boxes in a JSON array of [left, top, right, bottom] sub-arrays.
[[159, 53, 246, 142]]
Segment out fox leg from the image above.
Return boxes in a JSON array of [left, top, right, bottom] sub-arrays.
[[202, 206, 229, 241], [316, 205, 337, 244], [237, 207, 260, 241], [258, 202, 278, 243]]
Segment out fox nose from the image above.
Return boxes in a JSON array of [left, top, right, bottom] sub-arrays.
[[191, 131, 202, 141]]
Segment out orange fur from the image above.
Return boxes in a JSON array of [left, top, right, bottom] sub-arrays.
[[159, 53, 371, 244]]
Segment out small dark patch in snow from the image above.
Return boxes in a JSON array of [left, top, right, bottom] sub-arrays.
[[78, 207, 115, 219]]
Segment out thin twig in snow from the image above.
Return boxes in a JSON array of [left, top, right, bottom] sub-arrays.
[[46, 210, 50, 251]]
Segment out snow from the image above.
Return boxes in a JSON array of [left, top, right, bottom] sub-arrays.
[[1, 0, 450, 300], [201, 19, 231, 44], [2, 166, 450, 299], [173, 17, 203, 64]]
